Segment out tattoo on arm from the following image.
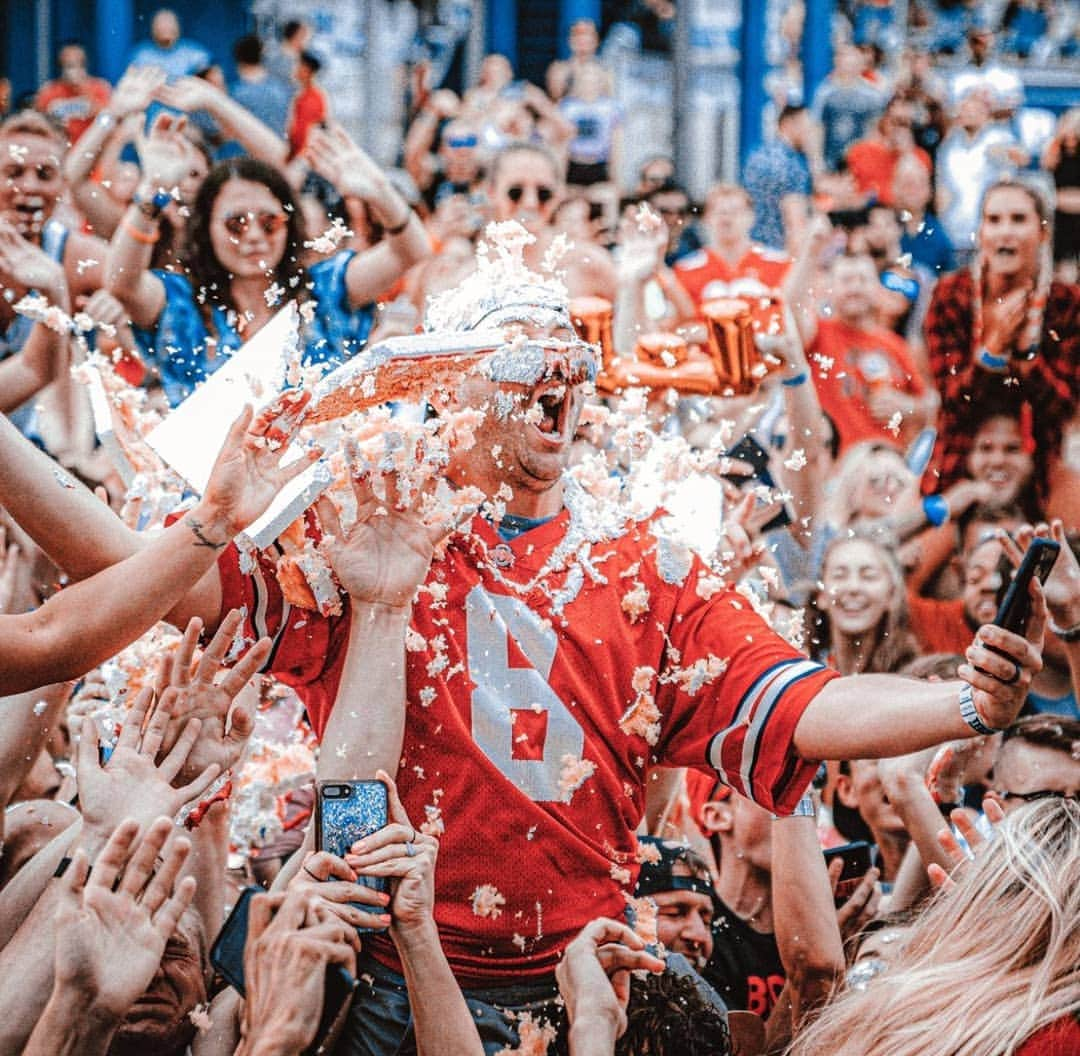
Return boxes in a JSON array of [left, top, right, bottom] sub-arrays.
[[185, 517, 226, 551]]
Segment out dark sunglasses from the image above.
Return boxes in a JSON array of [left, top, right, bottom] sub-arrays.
[[222, 211, 288, 237], [995, 789, 1079, 804], [506, 184, 555, 205]]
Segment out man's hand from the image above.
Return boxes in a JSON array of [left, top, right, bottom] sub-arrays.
[[76, 687, 222, 842], [54, 816, 195, 1020], [155, 76, 220, 114], [106, 66, 166, 120], [238, 890, 359, 1056], [927, 798, 1005, 890], [315, 452, 450, 609], [288, 850, 393, 932], [344, 770, 437, 936], [1003, 520, 1080, 631], [0, 220, 66, 296], [152, 610, 267, 785], [958, 579, 1046, 731], [829, 862, 881, 943], [556, 918, 664, 1044], [198, 392, 323, 537]]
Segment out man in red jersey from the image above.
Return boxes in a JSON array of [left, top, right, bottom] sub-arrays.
[[804, 251, 934, 453], [0, 224, 1046, 1056], [673, 183, 792, 313]]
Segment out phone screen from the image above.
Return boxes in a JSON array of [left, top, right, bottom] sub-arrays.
[[316, 781, 391, 902]]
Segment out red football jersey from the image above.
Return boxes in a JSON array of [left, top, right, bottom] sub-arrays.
[[219, 511, 835, 985], [808, 318, 927, 454], [673, 245, 792, 310]]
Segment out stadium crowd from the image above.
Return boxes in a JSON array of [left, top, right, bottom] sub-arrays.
[[0, 2, 1078, 1054]]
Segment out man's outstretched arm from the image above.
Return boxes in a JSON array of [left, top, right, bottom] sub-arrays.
[[794, 589, 1044, 762]]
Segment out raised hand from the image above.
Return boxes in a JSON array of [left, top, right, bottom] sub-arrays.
[[830, 861, 881, 942], [314, 448, 451, 609], [239, 890, 359, 1056], [307, 124, 395, 206], [1002, 520, 1080, 632], [927, 798, 1005, 890], [958, 579, 1046, 732], [0, 220, 66, 296], [342, 771, 439, 936], [135, 111, 196, 196], [107, 65, 167, 119], [152, 610, 268, 785], [76, 686, 222, 840], [199, 391, 323, 536], [54, 816, 195, 1020], [556, 917, 665, 1042], [288, 850, 393, 931], [980, 286, 1029, 361], [155, 75, 219, 114]]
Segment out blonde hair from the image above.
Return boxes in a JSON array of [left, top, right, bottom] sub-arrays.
[[787, 798, 1080, 1056], [825, 441, 916, 528]]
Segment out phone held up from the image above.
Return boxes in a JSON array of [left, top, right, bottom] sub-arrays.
[[822, 841, 877, 908], [210, 887, 357, 1056], [316, 779, 391, 929], [994, 537, 1059, 638]]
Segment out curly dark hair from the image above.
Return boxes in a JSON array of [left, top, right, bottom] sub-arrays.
[[183, 157, 307, 321], [617, 970, 731, 1056]]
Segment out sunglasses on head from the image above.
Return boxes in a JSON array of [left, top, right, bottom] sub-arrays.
[[506, 184, 555, 205], [222, 210, 288, 237]]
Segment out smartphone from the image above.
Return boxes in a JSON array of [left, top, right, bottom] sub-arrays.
[[993, 537, 1059, 638], [315, 780, 391, 902], [826, 205, 871, 230], [723, 434, 793, 532], [210, 887, 357, 1055], [823, 841, 876, 908]]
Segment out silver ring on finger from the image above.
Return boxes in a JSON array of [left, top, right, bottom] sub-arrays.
[[1004, 660, 1021, 686], [405, 842, 417, 858]]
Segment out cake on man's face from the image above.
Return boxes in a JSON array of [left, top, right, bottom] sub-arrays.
[[308, 221, 598, 423]]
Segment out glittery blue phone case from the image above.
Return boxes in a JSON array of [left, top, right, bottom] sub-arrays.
[[316, 780, 390, 902]]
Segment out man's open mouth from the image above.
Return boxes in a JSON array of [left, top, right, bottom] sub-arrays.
[[532, 385, 568, 439]]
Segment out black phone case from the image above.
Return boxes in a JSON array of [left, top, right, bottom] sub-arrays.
[[994, 538, 1059, 636], [723, 434, 793, 532], [209, 886, 357, 1056]]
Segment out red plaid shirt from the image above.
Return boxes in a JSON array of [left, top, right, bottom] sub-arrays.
[[921, 272, 1080, 500]]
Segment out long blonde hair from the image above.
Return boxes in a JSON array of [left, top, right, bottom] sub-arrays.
[[787, 798, 1080, 1056]]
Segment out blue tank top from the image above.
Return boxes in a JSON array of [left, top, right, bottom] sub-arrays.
[[132, 249, 375, 406]]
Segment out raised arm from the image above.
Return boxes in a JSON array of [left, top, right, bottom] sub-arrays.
[[765, 807, 845, 1052], [62, 66, 166, 239], [794, 587, 1045, 762], [156, 76, 289, 167], [104, 112, 194, 328], [0, 222, 71, 413], [315, 463, 448, 780], [307, 125, 432, 307], [0, 394, 319, 694]]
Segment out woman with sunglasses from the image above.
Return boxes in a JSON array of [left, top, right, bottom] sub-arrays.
[[106, 118, 429, 406]]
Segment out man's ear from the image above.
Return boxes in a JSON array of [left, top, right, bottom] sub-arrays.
[[701, 799, 734, 836], [835, 773, 858, 810]]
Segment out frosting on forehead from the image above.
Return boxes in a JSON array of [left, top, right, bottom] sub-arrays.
[[424, 220, 571, 333]]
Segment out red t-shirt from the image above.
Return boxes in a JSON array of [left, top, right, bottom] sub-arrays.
[[808, 317, 926, 454], [1016, 1017, 1080, 1056], [846, 140, 932, 207], [219, 511, 836, 985], [673, 245, 792, 311], [36, 79, 111, 143], [906, 593, 974, 657], [288, 84, 327, 158]]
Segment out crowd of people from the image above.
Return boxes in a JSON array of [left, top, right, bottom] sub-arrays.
[[0, 3, 1078, 1055]]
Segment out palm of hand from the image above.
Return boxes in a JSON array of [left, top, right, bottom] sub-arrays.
[[140, 138, 190, 191], [326, 512, 436, 607], [165, 686, 238, 784], [58, 888, 165, 1017], [80, 749, 180, 835], [203, 439, 290, 534]]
